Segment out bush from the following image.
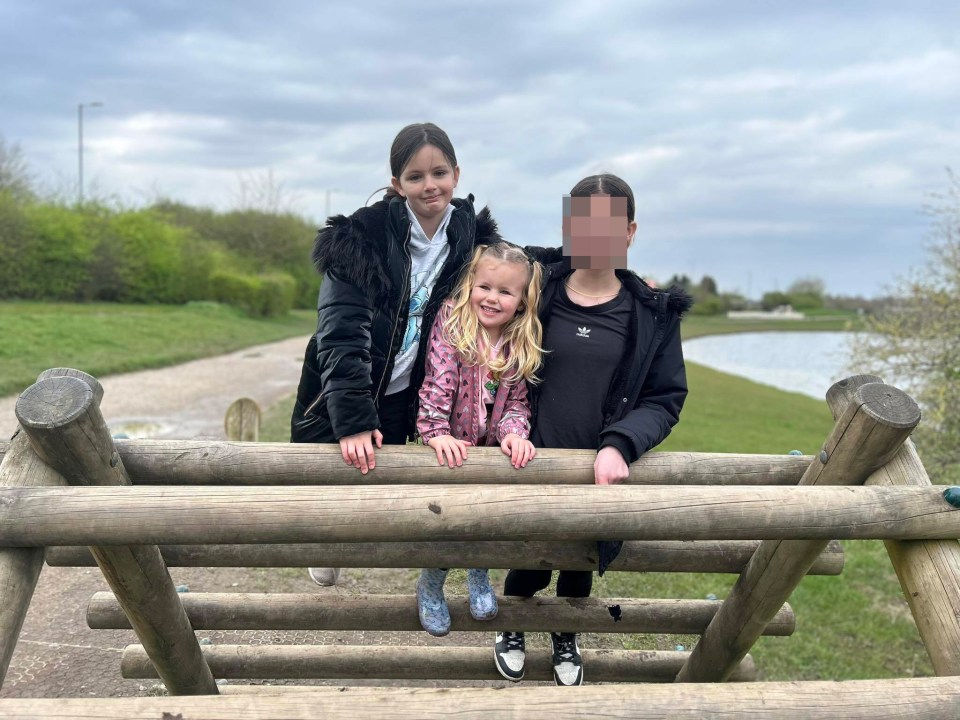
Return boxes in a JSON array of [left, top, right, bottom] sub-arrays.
[[0, 200, 94, 300], [85, 210, 193, 303], [209, 270, 297, 317], [788, 292, 825, 310], [761, 291, 792, 311], [153, 201, 317, 308], [690, 296, 723, 315]]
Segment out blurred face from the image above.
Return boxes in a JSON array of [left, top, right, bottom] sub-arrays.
[[470, 257, 529, 341], [391, 144, 460, 226], [562, 194, 637, 270]]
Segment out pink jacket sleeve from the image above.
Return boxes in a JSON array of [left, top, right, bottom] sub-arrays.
[[417, 311, 459, 443], [497, 378, 531, 442]]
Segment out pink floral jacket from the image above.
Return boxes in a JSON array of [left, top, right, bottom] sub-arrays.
[[417, 306, 531, 446]]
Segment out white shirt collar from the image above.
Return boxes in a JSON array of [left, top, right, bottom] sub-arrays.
[[406, 200, 455, 243]]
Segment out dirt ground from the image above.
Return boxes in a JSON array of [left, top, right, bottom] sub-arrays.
[[1, 337, 593, 698]]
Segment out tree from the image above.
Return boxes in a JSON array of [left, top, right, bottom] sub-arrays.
[[787, 276, 825, 296], [665, 274, 692, 290], [699, 275, 718, 296], [0, 134, 34, 203], [761, 291, 791, 311], [852, 171, 960, 483]]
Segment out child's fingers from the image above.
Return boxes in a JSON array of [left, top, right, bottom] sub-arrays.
[[518, 442, 533, 468], [357, 441, 371, 474], [444, 444, 457, 468]]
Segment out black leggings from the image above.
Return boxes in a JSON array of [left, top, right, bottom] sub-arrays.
[[503, 569, 593, 598], [378, 388, 413, 445]]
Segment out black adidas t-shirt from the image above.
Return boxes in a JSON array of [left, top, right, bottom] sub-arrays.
[[531, 284, 631, 450]]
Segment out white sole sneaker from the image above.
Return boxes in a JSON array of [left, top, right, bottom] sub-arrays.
[[308, 567, 341, 586]]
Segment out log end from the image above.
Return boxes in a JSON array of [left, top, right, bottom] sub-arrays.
[[16, 376, 95, 430], [35, 368, 103, 406], [854, 382, 921, 430]]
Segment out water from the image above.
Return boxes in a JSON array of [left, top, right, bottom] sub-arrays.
[[681, 332, 858, 400]]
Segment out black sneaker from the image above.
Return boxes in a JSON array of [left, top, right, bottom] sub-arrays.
[[494, 631, 525, 681], [551, 632, 583, 686]]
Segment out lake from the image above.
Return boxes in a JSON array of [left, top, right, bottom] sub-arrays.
[[681, 331, 860, 400]]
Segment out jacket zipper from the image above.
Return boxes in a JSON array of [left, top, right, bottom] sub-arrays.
[[373, 226, 412, 406]]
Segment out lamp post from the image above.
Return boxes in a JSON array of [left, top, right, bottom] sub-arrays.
[[325, 189, 337, 219], [77, 101, 103, 205]]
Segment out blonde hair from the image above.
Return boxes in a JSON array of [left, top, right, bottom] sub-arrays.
[[443, 243, 544, 384]]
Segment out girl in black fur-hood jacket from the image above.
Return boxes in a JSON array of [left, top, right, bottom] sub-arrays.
[[290, 123, 558, 482]]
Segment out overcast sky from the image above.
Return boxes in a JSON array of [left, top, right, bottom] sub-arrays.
[[2, 1, 958, 297]]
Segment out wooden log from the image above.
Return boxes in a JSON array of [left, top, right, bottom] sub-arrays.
[[2, 484, 958, 546], [3, 679, 960, 719], [120, 644, 757, 683], [0, 368, 100, 689], [113, 439, 812, 485], [45, 539, 846, 575], [14, 375, 217, 696], [224, 398, 260, 442], [676, 381, 922, 683], [828, 374, 960, 676], [88, 593, 795, 636]]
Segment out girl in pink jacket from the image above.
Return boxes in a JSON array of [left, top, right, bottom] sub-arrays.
[[415, 242, 544, 636]]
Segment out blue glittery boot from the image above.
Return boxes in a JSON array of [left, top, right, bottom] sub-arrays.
[[416, 568, 451, 636], [467, 568, 498, 621]]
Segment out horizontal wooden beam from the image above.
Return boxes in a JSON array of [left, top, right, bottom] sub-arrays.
[[46, 539, 845, 575], [111, 440, 812, 486], [8, 677, 956, 719], [120, 644, 756, 683], [2, 485, 959, 546], [88, 593, 795, 636]]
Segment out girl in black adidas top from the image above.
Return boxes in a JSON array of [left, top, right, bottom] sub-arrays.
[[493, 173, 691, 686]]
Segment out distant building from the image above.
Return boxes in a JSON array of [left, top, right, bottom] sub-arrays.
[[727, 305, 805, 320]]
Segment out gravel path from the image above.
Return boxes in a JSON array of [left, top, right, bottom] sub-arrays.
[[0, 335, 311, 441], [1, 336, 589, 698]]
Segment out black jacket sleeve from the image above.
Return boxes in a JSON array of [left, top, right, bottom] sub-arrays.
[[314, 268, 380, 439], [599, 313, 687, 463]]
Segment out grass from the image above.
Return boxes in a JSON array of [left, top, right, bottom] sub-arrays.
[[682, 310, 863, 340], [606, 361, 933, 681], [0, 301, 316, 397], [5, 300, 922, 682], [259, 356, 934, 681]]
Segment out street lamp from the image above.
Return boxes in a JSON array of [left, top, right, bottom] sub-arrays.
[[78, 101, 103, 205], [325, 188, 339, 219]]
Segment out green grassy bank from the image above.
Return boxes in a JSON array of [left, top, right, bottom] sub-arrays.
[[4, 301, 928, 681], [0, 301, 316, 397], [260, 315, 931, 682]]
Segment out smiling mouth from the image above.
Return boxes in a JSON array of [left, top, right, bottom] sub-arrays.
[[480, 306, 499, 315]]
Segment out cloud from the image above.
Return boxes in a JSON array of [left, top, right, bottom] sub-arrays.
[[1, 2, 957, 296]]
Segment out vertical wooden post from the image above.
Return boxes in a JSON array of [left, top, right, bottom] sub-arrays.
[[675, 381, 920, 682], [828, 374, 960, 675], [224, 398, 260, 442], [0, 369, 101, 688], [15, 374, 218, 695]]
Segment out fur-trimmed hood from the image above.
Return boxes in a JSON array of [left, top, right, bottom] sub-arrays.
[[311, 195, 501, 301]]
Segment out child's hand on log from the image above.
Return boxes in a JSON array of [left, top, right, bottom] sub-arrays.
[[595, 446, 629, 485], [426, 434, 472, 468], [501, 434, 536, 469]]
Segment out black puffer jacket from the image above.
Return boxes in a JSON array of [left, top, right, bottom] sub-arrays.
[[290, 195, 509, 443], [533, 261, 693, 573]]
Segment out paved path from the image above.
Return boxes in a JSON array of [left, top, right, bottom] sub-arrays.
[[0, 335, 311, 441]]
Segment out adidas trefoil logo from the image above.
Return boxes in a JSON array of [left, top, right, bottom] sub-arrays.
[[576, 326, 591, 338]]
